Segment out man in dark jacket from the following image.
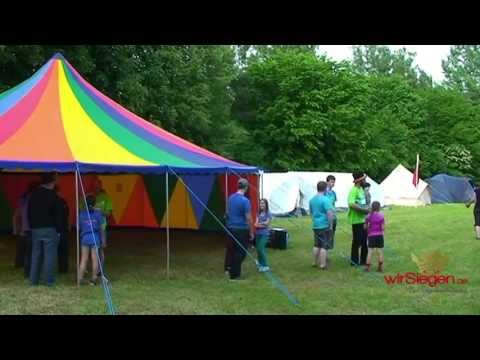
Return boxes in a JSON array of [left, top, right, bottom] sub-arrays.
[[28, 173, 62, 286]]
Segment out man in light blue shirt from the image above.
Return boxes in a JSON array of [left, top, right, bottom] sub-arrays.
[[309, 181, 334, 270]]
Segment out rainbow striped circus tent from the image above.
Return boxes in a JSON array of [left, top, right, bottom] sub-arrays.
[[0, 53, 258, 175], [0, 53, 259, 233]]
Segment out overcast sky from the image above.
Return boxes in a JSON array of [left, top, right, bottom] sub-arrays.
[[318, 45, 452, 83]]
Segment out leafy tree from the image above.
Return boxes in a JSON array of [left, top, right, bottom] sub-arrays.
[[232, 49, 369, 171], [352, 45, 432, 87], [234, 45, 318, 68], [442, 45, 480, 102]]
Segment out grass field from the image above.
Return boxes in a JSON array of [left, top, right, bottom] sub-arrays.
[[1, 204, 479, 315]]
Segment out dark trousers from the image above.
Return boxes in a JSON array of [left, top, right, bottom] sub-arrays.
[[331, 218, 337, 249], [224, 237, 235, 272], [23, 234, 32, 278], [58, 232, 69, 273], [228, 228, 249, 279], [15, 236, 26, 268], [351, 223, 368, 265]]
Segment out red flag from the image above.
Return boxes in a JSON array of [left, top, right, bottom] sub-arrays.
[[413, 154, 420, 187]]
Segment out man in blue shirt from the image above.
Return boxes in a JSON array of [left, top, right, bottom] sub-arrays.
[[325, 175, 337, 249], [226, 178, 254, 280], [309, 181, 334, 270]]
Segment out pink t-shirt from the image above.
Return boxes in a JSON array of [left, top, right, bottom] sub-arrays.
[[366, 211, 384, 237]]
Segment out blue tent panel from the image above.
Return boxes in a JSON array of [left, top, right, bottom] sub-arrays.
[[427, 174, 475, 203]]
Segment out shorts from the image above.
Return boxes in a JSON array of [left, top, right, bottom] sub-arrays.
[[474, 209, 480, 226], [81, 244, 99, 250], [313, 229, 332, 250], [367, 235, 384, 248]]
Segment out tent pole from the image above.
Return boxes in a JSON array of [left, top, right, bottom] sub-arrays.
[[75, 169, 80, 288], [225, 170, 228, 209], [260, 170, 264, 199], [166, 170, 170, 280]]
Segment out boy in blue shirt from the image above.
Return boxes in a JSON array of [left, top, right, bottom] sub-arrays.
[[309, 181, 334, 270]]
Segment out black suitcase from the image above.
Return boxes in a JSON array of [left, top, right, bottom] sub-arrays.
[[268, 228, 288, 250]]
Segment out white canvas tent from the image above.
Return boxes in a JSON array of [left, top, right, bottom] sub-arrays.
[[261, 171, 384, 215], [294, 172, 384, 209], [380, 164, 431, 206], [261, 172, 300, 215]]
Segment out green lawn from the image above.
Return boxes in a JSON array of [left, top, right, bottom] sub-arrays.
[[1, 204, 479, 315]]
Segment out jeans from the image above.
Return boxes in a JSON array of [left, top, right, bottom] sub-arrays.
[[228, 228, 249, 279], [255, 234, 269, 267], [30, 228, 59, 286]]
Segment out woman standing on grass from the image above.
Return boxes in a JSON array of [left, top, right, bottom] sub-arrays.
[[78, 195, 105, 286], [255, 199, 272, 272], [364, 201, 385, 272]]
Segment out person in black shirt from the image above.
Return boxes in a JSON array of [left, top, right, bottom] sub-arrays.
[[28, 172, 62, 286], [466, 183, 480, 239], [13, 182, 39, 277], [55, 185, 70, 273]]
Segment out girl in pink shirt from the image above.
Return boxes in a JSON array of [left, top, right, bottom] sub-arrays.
[[364, 201, 385, 272]]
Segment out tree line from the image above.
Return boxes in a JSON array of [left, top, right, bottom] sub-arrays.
[[1, 45, 479, 182]]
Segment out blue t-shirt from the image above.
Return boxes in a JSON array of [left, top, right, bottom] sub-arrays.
[[256, 211, 272, 236], [309, 194, 334, 230], [226, 193, 251, 229], [79, 209, 104, 246], [325, 189, 337, 217]]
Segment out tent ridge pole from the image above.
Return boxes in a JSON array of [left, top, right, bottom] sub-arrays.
[[166, 167, 170, 280], [225, 169, 228, 211], [75, 167, 80, 288]]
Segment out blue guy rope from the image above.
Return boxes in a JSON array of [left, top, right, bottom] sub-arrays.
[[76, 164, 116, 315], [169, 167, 300, 306]]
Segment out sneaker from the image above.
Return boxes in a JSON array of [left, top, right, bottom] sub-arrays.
[[89, 278, 98, 286], [319, 266, 327, 271], [261, 266, 270, 272]]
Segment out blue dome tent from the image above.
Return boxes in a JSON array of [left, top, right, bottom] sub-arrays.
[[426, 174, 475, 203]]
